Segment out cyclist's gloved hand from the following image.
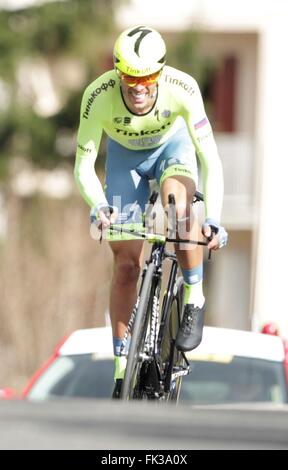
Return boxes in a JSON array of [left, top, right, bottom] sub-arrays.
[[202, 218, 228, 250], [90, 203, 118, 229]]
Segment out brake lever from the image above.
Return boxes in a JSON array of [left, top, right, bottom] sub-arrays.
[[207, 227, 218, 260], [99, 206, 115, 244]]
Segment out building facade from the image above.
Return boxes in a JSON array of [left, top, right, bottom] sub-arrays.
[[117, 0, 288, 337]]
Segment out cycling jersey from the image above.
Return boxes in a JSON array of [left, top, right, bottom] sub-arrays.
[[75, 65, 224, 222]]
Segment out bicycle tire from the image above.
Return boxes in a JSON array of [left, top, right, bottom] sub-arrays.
[[159, 276, 185, 402], [121, 262, 156, 400]]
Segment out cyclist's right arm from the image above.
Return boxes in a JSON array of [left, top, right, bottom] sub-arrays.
[[74, 84, 108, 210]]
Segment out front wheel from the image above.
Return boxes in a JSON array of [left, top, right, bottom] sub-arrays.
[[121, 262, 155, 400], [159, 276, 186, 402]]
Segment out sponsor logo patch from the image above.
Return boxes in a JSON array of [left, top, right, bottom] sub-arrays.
[[162, 109, 171, 118], [113, 117, 132, 125], [77, 143, 92, 153], [83, 79, 116, 119]]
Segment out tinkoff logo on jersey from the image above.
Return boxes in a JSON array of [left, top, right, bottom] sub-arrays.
[[164, 74, 195, 96], [83, 79, 116, 119], [115, 122, 171, 136]]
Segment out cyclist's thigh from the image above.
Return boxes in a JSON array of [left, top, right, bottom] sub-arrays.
[[155, 123, 198, 188], [105, 139, 151, 225], [109, 239, 144, 268]]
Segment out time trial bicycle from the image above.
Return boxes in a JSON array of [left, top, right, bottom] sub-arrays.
[[107, 190, 208, 402]]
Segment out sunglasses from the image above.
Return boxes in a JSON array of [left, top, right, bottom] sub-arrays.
[[116, 69, 161, 87]]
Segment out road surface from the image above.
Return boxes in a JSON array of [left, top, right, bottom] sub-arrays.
[[1, 399, 288, 450]]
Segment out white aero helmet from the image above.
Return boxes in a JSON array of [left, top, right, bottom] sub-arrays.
[[113, 25, 166, 77]]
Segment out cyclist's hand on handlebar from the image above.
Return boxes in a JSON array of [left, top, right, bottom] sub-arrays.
[[202, 218, 228, 250], [90, 204, 118, 230]]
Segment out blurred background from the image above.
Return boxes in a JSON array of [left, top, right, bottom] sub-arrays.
[[1, 0, 288, 392]]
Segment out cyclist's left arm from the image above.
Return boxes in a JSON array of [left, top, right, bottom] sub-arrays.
[[182, 77, 227, 249]]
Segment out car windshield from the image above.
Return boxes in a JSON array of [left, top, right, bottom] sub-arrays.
[[181, 356, 288, 404], [27, 355, 115, 400], [26, 354, 288, 404]]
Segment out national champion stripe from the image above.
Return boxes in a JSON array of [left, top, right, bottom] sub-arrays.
[[194, 117, 208, 129]]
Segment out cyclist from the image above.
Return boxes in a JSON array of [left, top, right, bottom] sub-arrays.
[[74, 25, 228, 397]]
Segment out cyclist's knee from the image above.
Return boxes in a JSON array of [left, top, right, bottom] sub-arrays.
[[110, 242, 142, 284], [161, 175, 196, 219], [114, 257, 141, 284], [175, 203, 195, 221]]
